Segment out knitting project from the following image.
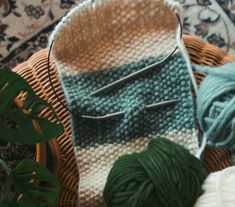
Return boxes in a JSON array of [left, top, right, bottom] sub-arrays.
[[50, 0, 199, 206]]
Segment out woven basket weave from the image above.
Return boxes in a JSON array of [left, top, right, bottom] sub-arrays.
[[13, 35, 235, 207]]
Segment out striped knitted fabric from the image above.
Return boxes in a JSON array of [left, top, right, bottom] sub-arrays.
[[50, 0, 199, 206]]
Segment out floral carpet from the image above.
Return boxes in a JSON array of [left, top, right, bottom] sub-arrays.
[[0, 0, 235, 69], [181, 0, 235, 54]]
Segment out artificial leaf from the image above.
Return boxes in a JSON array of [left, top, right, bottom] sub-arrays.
[[0, 68, 64, 144], [0, 164, 14, 203], [0, 200, 18, 207], [9, 159, 60, 207]]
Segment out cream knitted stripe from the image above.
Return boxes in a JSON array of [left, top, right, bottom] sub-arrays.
[[76, 129, 196, 207]]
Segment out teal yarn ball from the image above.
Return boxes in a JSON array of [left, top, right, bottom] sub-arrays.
[[196, 63, 235, 156], [103, 138, 207, 207]]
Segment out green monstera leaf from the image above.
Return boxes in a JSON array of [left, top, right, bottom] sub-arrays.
[[0, 68, 64, 144], [0, 201, 18, 207], [0, 159, 60, 207]]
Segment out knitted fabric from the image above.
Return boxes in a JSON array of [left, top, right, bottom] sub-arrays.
[[50, 0, 199, 206]]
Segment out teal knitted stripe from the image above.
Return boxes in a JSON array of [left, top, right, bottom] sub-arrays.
[[60, 52, 195, 148]]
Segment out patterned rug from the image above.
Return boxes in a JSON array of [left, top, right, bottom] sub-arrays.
[[181, 0, 235, 53], [0, 0, 235, 69], [0, 0, 83, 68]]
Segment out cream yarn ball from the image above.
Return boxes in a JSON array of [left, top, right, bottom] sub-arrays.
[[194, 166, 235, 207]]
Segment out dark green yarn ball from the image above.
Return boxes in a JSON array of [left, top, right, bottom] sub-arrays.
[[103, 138, 207, 207]]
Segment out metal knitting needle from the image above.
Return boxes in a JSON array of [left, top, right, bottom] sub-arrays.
[[81, 111, 125, 120], [145, 99, 179, 109], [81, 99, 179, 120], [89, 46, 178, 96]]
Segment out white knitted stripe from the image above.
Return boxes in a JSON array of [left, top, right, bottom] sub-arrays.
[[75, 129, 197, 207]]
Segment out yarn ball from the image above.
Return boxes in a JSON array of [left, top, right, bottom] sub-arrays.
[[196, 63, 235, 162], [103, 138, 207, 207], [194, 166, 235, 207]]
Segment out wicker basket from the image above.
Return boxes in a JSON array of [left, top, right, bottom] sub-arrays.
[[13, 35, 235, 207]]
